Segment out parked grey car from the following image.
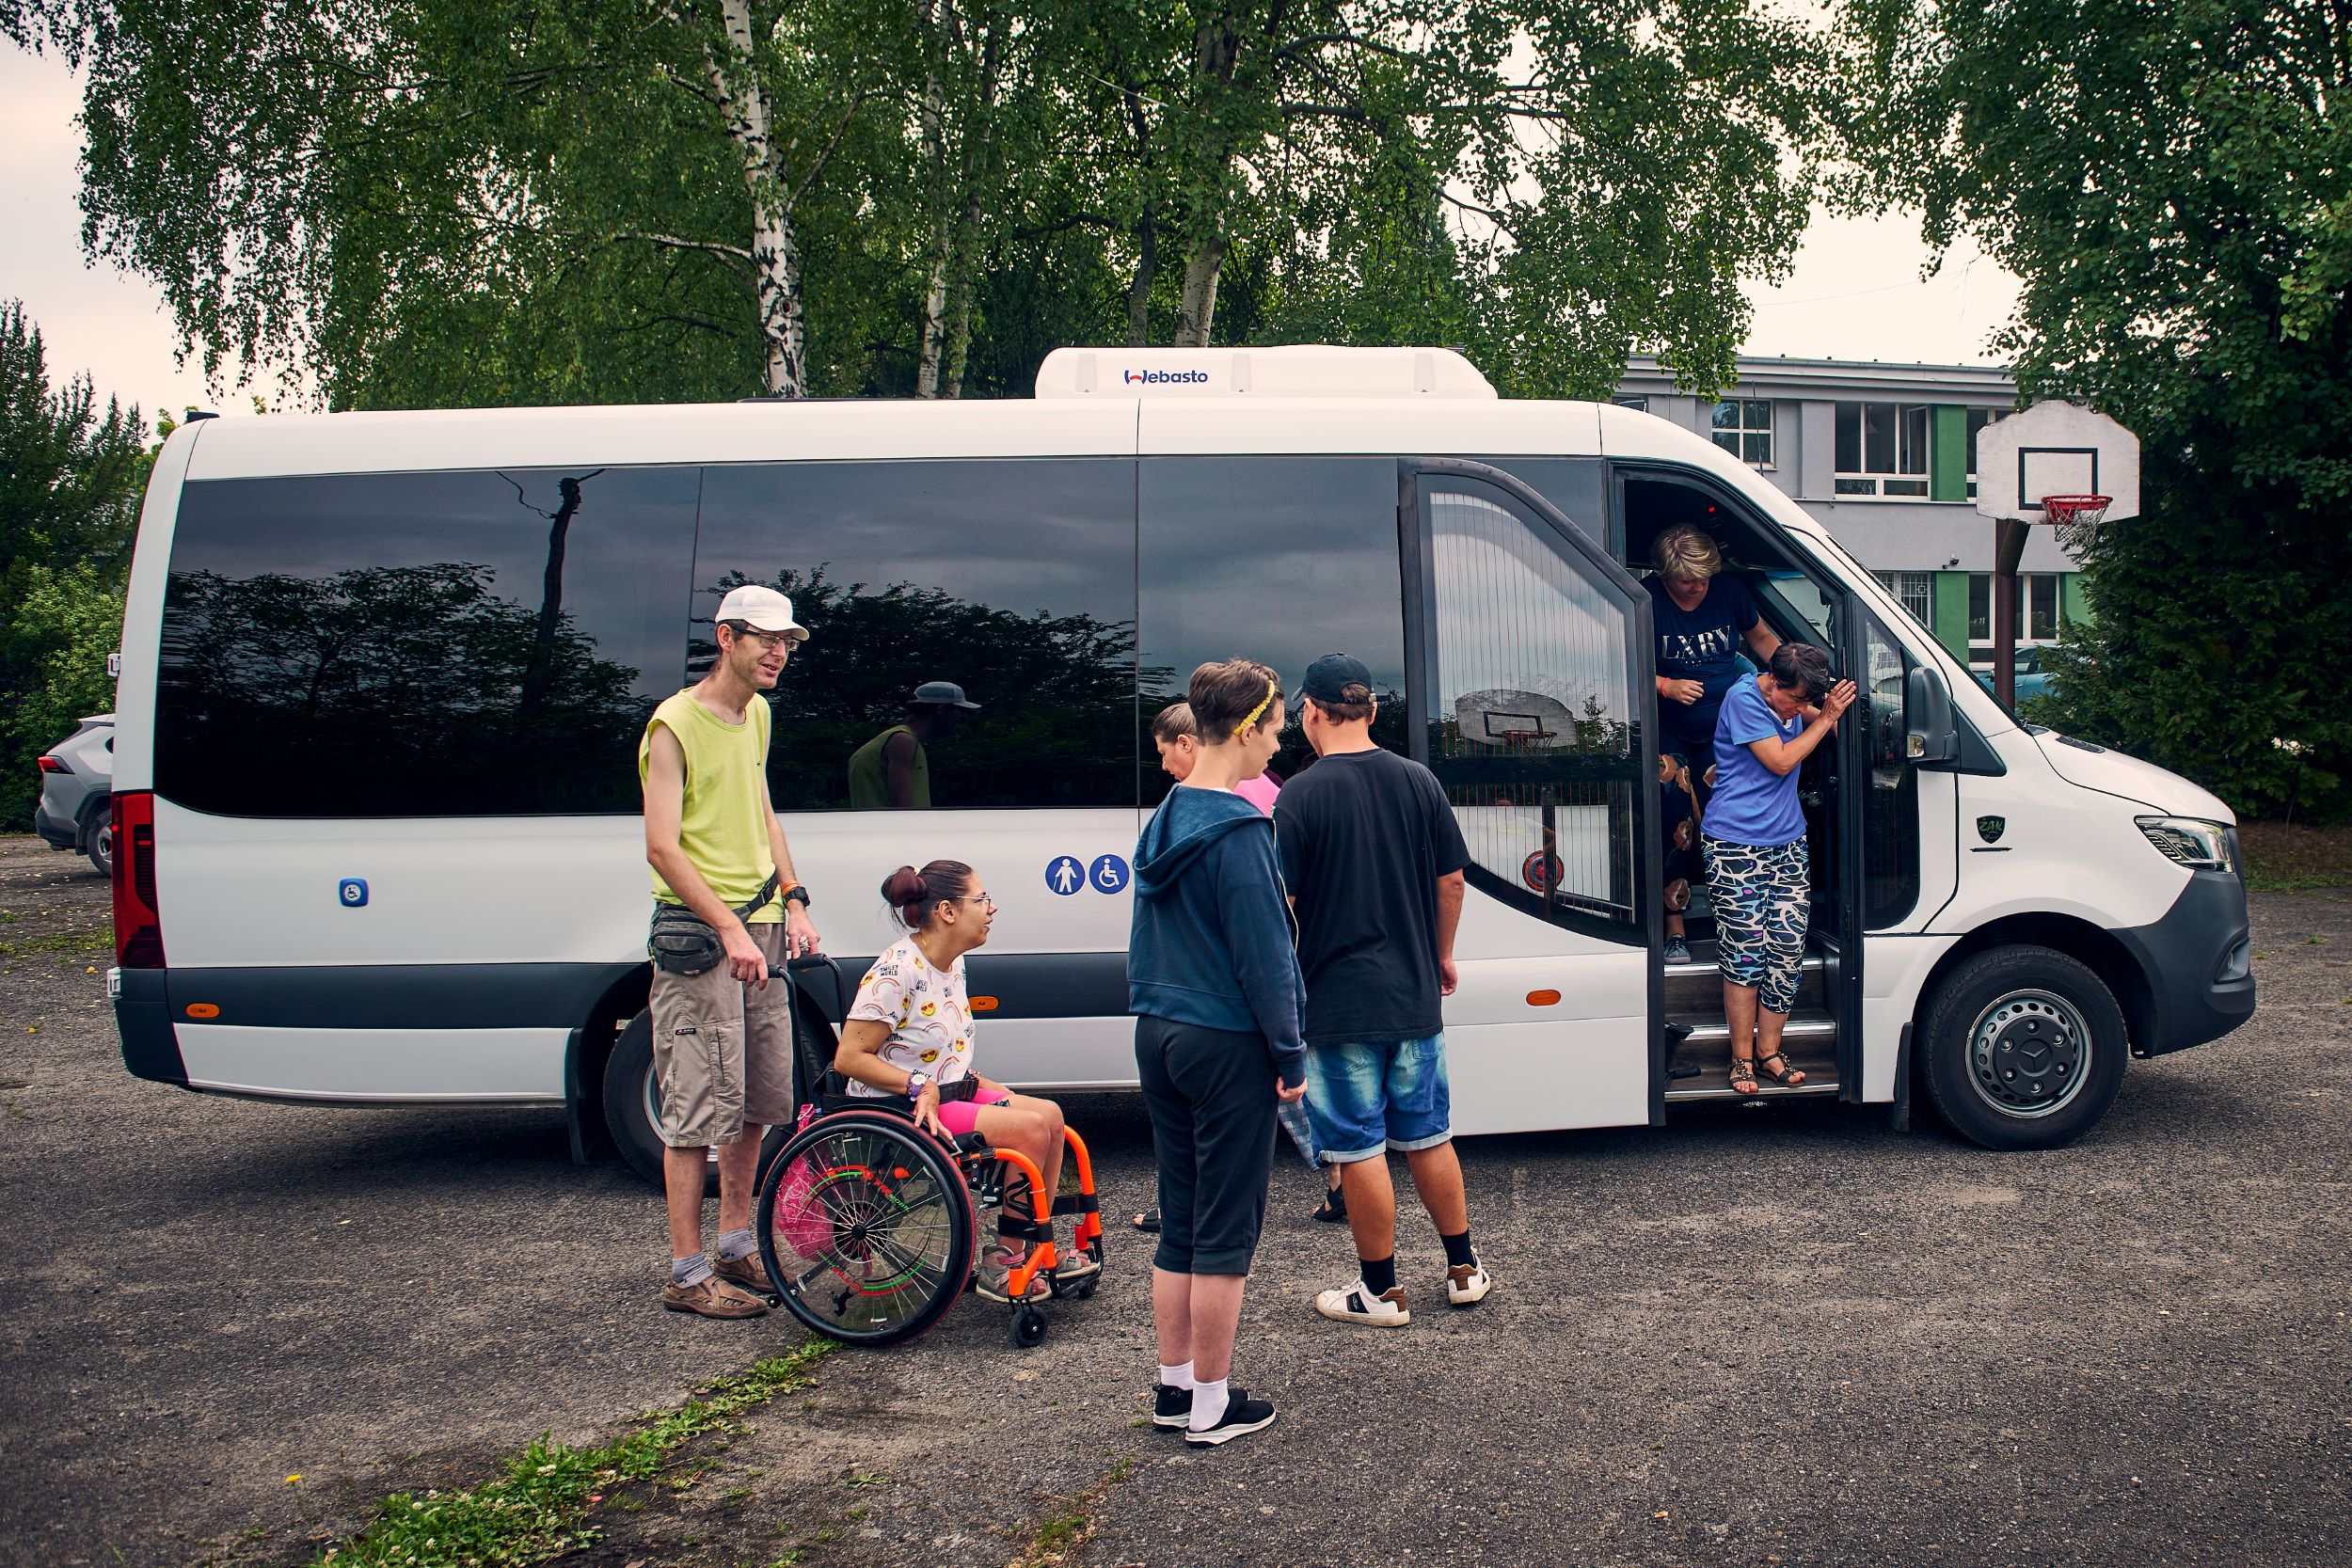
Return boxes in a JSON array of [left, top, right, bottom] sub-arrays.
[[34, 715, 115, 876]]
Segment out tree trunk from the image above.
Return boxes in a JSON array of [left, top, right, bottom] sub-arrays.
[[941, 20, 1003, 400], [1126, 203, 1156, 346], [914, 0, 950, 399], [704, 0, 805, 398], [1173, 237, 1226, 346]]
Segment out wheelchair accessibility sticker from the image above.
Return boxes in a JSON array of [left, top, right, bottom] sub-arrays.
[[1089, 854, 1130, 894], [1045, 855, 1130, 895], [337, 878, 369, 908]]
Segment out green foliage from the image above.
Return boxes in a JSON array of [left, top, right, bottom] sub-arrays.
[[313, 1339, 832, 1568], [1843, 0, 2352, 817], [16, 0, 1841, 408], [0, 301, 147, 830]]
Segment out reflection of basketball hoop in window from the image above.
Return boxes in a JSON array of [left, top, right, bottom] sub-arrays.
[[1455, 689, 1574, 748], [1522, 849, 1564, 893]]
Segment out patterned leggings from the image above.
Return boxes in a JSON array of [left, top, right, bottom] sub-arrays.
[[1702, 834, 1810, 1015]]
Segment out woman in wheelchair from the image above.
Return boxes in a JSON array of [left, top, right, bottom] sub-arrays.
[[835, 860, 1098, 1301]]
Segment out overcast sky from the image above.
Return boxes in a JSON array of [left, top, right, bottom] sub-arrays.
[[3, 42, 2022, 424]]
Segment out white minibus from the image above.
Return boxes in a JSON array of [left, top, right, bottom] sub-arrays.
[[104, 347, 2253, 1179]]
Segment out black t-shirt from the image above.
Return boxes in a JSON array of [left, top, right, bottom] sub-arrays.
[[1275, 748, 1472, 1045]]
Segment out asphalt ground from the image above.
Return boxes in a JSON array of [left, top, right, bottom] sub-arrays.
[[1, 832, 2347, 1567]]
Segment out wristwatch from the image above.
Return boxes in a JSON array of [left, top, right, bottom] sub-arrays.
[[905, 1070, 930, 1101], [782, 883, 812, 910]]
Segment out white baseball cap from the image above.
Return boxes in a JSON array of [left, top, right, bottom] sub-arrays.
[[714, 584, 808, 641]]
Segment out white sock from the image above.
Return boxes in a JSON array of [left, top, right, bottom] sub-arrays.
[[1188, 1377, 1231, 1433], [1158, 1361, 1195, 1391]]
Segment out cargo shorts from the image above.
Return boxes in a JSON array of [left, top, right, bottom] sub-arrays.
[[648, 921, 797, 1148]]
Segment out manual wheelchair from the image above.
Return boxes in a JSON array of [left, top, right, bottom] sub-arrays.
[[752, 958, 1106, 1348]]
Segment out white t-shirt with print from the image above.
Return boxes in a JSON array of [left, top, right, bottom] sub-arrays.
[[845, 936, 976, 1098]]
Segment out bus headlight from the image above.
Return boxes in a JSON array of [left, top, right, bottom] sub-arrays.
[[2134, 816, 2234, 873]]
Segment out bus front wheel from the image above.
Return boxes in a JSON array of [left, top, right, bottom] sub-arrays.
[[1917, 944, 2127, 1151]]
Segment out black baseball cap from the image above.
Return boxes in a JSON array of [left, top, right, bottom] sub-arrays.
[[1301, 653, 1374, 705]]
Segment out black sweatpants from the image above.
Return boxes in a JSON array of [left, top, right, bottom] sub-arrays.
[[1135, 1014, 1279, 1276]]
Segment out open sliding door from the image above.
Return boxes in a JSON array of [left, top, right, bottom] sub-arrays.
[[1399, 459, 1665, 1132]]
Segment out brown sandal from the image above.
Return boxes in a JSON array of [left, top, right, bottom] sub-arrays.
[[1729, 1054, 1759, 1095], [1756, 1052, 1808, 1086]]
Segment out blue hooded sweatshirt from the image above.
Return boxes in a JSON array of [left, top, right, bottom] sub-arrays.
[[1128, 784, 1307, 1087]]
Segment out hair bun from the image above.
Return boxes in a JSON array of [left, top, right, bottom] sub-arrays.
[[879, 865, 928, 910]]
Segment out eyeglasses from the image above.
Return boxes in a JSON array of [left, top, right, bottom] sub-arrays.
[[960, 894, 996, 910], [722, 623, 795, 652]]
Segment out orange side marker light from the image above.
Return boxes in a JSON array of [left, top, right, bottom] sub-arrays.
[[970, 996, 1000, 1012], [1526, 990, 1562, 1007], [184, 1003, 221, 1019]]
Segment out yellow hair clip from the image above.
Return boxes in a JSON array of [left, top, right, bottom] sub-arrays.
[[1232, 678, 1275, 737]]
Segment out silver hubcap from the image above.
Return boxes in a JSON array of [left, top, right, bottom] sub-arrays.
[[1966, 989, 2090, 1118]]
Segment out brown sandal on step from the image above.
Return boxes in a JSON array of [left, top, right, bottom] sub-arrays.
[[1729, 1054, 1759, 1096], [1756, 1052, 1808, 1087]]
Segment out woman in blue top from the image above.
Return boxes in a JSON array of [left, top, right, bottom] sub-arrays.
[[1705, 642, 1854, 1095], [1646, 526, 1781, 964]]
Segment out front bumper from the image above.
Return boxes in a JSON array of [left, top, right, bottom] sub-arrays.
[[2111, 868, 2257, 1056]]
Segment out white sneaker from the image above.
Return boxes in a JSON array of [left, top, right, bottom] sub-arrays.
[[1314, 1280, 1411, 1327], [1445, 1261, 1493, 1307]]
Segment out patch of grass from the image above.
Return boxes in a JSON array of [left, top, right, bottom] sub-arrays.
[[2239, 821, 2352, 892], [1009, 1455, 1138, 1568], [0, 927, 109, 958], [309, 1338, 833, 1568]]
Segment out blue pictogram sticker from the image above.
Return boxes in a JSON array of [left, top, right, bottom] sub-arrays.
[[1089, 854, 1131, 895], [1044, 856, 1085, 896], [338, 878, 370, 908]]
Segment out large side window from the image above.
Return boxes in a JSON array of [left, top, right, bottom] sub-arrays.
[[692, 459, 1136, 812], [1419, 472, 1646, 938], [157, 467, 698, 816], [1862, 611, 1921, 927], [1137, 457, 1406, 801]]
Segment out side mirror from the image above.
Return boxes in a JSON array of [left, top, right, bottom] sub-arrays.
[[1905, 666, 1958, 765]]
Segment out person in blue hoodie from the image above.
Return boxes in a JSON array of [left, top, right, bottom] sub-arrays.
[[1129, 657, 1308, 1450]]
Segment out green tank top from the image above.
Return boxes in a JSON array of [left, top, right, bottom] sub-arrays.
[[638, 690, 782, 921], [846, 723, 930, 809]]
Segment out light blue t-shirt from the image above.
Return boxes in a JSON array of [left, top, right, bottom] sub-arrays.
[[1707, 676, 1806, 847]]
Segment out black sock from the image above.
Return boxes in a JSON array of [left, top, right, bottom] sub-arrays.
[[1440, 1229, 1476, 1269], [1359, 1255, 1396, 1295]]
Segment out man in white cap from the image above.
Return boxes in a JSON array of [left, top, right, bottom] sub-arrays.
[[846, 679, 980, 809], [638, 584, 823, 1318]]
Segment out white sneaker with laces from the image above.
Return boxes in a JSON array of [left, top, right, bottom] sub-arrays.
[[1445, 1261, 1493, 1307], [1314, 1280, 1411, 1327]]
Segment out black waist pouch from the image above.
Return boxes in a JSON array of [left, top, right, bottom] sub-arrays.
[[647, 871, 781, 976]]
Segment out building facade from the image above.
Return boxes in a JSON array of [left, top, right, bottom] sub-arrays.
[[1613, 356, 2087, 669]]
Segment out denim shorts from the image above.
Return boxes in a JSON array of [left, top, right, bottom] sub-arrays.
[[1304, 1034, 1453, 1164]]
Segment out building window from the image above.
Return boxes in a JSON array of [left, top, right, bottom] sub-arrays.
[[1711, 399, 1773, 467], [1963, 407, 2008, 499], [1613, 396, 1649, 413], [1834, 402, 1931, 499], [1873, 570, 1932, 629], [1966, 572, 2062, 664]]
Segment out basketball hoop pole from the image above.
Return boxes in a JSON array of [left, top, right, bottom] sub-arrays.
[[1992, 515, 2032, 708]]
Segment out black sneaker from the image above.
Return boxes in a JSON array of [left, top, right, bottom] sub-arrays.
[[1184, 1389, 1278, 1448], [1152, 1383, 1193, 1429]]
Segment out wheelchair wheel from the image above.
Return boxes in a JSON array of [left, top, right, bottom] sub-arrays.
[[755, 1109, 976, 1347]]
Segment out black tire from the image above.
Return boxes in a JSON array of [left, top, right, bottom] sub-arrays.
[[1010, 1304, 1048, 1349], [756, 1108, 975, 1347], [1917, 944, 2127, 1150], [79, 799, 114, 879], [602, 987, 827, 1193]]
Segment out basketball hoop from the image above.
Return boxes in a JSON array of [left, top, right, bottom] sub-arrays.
[[2038, 494, 2111, 529]]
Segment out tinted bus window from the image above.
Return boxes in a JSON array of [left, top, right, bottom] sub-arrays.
[[157, 467, 699, 816], [1138, 457, 1408, 802], [692, 459, 1136, 812]]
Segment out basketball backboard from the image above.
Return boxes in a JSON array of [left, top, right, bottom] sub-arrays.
[[1975, 401, 2139, 522]]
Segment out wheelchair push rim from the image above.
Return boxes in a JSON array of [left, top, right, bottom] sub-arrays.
[[755, 1110, 975, 1346]]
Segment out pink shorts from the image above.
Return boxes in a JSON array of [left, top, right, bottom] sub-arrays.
[[934, 1094, 1007, 1138]]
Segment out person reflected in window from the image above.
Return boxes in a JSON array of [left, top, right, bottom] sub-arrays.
[[1704, 643, 1854, 1096], [1647, 525, 1780, 965], [847, 681, 979, 808]]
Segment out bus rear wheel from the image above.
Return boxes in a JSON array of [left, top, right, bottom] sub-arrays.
[[1918, 944, 2127, 1151], [601, 1009, 814, 1194]]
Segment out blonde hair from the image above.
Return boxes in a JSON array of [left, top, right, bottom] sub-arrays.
[[1151, 702, 1197, 744], [1651, 525, 1723, 581]]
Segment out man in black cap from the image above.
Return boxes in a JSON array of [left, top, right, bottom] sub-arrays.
[[846, 680, 979, 808], [1277, 654, 1491, 1328]]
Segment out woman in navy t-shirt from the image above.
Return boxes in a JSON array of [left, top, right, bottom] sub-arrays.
[[1645, 525, 1782, 964]]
